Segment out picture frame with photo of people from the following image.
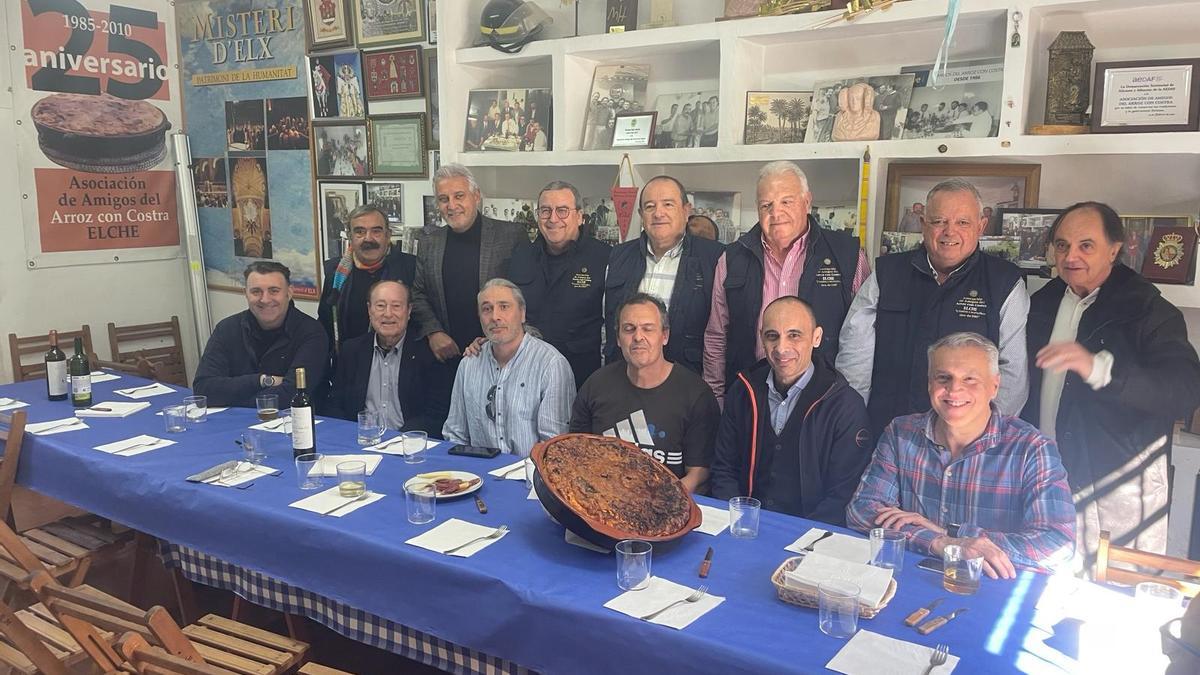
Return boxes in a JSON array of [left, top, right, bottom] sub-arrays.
[[308, 52, 367, 119], [997, 208, 1063, 270], [318, 181, 364, 261], [651, 90, 719, 148], [484, 197, 539, 241], [811, 204, 859, 237], [687, 191, 742, 244], [313, 120, 370, 178], [581, 64, 650, 150], [365, 181, 405, 228], [353, 0, 425, 47], [883, 163, 1042, 235], [902, 59, 1004, 139], [464, 88, 552, 152], [805, 74, 915, 143]]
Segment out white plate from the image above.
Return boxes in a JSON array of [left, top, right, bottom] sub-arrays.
[[404, 470, 482, 500]]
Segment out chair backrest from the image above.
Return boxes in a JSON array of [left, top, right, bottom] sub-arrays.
[[91, 355, 160, 381], [1096, 529, 1200, 597], [0, 411, 27, 531], [107, 317, 187, 386], [6, 327, 94, 383], [0, 593, 71, 675]]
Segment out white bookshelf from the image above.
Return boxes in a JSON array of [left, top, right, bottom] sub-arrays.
[[437, 0, 1200, 308]]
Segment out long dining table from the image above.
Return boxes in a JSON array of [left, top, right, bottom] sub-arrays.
[[1, 373, 1164, 674]]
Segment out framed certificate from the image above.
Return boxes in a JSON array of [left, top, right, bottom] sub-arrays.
[[610, 111, 657, 149], [368, 113, 428, 178], [1092, 58, 1200, 133]]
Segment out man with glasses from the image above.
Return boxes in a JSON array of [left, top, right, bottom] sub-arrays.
[[442, 279, 575, 457], [507, 180, 611, 388]]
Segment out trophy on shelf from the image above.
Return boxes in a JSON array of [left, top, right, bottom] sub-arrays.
[[1031, 31, 1094, 135]]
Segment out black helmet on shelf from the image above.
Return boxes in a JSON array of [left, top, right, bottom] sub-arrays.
[[480, 0, 552, 54]]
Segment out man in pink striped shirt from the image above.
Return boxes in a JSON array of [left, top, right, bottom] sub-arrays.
[[703, 161, 870, 403]]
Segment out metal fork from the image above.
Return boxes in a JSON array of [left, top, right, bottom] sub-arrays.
[[33, 419, 83, 433], [638, 585, 709, 621], [922, 643, 949, 675], [113, 440, 162, 455], [442, 525, 508, 554], [803, 530, 835, 552], [262, 418, 290, 430], [492, 464, 525, 480], [119, 383, 160, 394]]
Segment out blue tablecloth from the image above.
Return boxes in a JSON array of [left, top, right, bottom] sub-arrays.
[[4, 375, 1082, 674]]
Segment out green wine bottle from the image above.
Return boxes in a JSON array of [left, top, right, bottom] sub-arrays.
[[67, 337, 92, 408]]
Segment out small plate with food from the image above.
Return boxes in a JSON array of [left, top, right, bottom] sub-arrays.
[[404, 471, 483, 499]]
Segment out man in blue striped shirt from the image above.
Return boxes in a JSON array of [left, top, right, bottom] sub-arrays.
[[442, 279, 575, 457]]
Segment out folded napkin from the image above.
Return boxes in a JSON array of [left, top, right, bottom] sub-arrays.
[[565, 529, 608, 553], [250, 416, 324, 433], [309, 454, 382, 477], [786, 529, 872, 563], [156, 406, 228, 416], [827, 630, 960, 675], [0, 398, 29, 413], [405, 518, 509, 557], [365, 436, 439, 455], [783, 551, 893, 609], [289, 486, 384, 517], [604, 577, 725, 630], [77, 401, 152, 418], [695, 504, 731, 536], [90, 371, 121, 383], [27, 417, 89, 435], [527, 484, 538, 500], [114, 382, 175, 399], [487, 458, 528, 480], [187, 461, 281, 487], [94, 434, 176, 456]]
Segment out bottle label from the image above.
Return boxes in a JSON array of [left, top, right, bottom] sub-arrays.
[[291, 407, 314, 449], [47, 361, 68, 396], [71, 374, 91, 397]]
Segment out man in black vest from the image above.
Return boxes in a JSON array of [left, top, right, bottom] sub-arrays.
[[507, 180, 611, 389], [604, 176, 723, 375], [702, 160, 868, 404], [837, 178, 1029, 438], [710, 297, 871, 523]]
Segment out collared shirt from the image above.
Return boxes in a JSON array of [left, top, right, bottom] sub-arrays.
[[442, 333, 576, 457], [766, 363, 815, 434], [845, 408, 1076, 572], [365, 334, 406, 430], [1038, 286, 1114, 439], [638, 236, 685, 310]]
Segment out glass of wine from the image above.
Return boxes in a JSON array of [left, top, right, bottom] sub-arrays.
[[256, 393, 279, 422]]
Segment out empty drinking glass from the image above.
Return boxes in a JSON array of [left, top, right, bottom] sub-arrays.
[[728, 497, 761, 539], [183, 395, 207, 425], [357, 410, 385, 446], [241, 430, 265, 466], [295, 453, 323, 490], [818, 581, 861, 638], [869, 528, 906, 571], [406, 482, 436, 524], [163, 405, 187, 433], [615, 539, 652, 591], [402, 430, 428, 464]]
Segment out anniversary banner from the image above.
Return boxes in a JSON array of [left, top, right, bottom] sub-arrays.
[[177, 0, 319, 299], [11, 0, 183, 267]]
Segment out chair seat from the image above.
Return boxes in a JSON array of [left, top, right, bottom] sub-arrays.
[[0, 517, 132, 589], [0, 588, 120, 674]]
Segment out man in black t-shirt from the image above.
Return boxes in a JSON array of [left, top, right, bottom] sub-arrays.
[[570, 293, 719, 493]]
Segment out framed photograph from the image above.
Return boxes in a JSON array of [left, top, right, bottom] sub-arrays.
[[318, 181, 365, 261], [1093, 58, 1200, 133], [805, 74, 916, 143], [304, 0, 354, 49], [422, 195, 443, 231], [265, 97, 310, 150], [998, 208, 1062, 269], [192, 158, 228, 209], [225, 99, 265, 153], [883, 163, 1042, 235], [978, 235, 1021, 264], [879, 231, 924, 256], [744, 91, 813, 144], [368, 113, 428, 178], [464, 88, 552, 152], [688, 191, 742, 243], [581, 64, 650, 150], [581, 196, 620, 246], [811, 204, 858, 236], [313, 120, 369, 178], [902, 59, 1003, 139], [651, 91, 719, 148], [611, 111, 657, 148], [484, 197, 539, 241], [426, 0, 437, 44], [425, 49, 439, 149], [308, 52, 366, 119], [365, 181, 405, 227], [353, 0, 425, 47], [362, 47, 424, 101], [1121, 215, 1194, 272]]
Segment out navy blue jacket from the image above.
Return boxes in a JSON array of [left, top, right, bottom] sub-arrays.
[[710, 357, 872, 524], [603, 232, 723, 374], [193, 303, 328, 408]]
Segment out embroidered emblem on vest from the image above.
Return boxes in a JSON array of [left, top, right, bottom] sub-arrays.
[[953, 290, 987, 319]]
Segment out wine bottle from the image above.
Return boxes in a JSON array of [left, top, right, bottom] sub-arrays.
[[44, 330, 68, 401], [67, 337, 92, 408], [291, 367, 315, 458]]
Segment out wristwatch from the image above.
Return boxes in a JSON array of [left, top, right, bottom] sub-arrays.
[[260, 374, 273, 388], [947, 523, 962, 538]]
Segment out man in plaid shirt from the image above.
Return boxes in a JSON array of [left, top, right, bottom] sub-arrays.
[[847, 332, 1075, 578]]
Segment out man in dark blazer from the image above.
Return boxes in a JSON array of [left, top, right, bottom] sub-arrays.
[[604, 175, 723, 375], [326, 280, 448, 435]]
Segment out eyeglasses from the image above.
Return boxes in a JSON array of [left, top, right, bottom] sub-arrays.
[[485, 385, 497, 422], [537, 206, 578, 221]]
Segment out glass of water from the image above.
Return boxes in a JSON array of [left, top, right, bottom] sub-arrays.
[[357, 410, 385, 446]]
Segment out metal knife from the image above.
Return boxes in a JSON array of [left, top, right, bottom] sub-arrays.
[[474, 495, 488, 514], [904, 597, 944, 626], [917, 608, 969, 635]]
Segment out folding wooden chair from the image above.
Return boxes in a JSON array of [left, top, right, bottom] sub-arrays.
[[108, 317, 188, 386], [6, 326, 94, 382], [1096, 529, 1200, 597], [93, 353, 162, 382]]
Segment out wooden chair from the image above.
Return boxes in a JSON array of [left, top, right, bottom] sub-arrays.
[[1096, 529, 1200, 597], [93, 354, 162, 382], [6, 327, 94, 382], [108, 317, 188, 386]]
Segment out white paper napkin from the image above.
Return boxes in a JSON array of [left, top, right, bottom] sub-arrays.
[[93, 434, 176, 456], [77, 401, 152, 418], [786, 529, 872, 563], [487, 458, 528, 480], [826, 630, 960, 675], [565, 529, 608, 553], [365, 436, 439, 455], [405, 518, 509, 557], [0, 398, 29, 412], [604, 577, 725, 630], [695, 504, 731, 536], [27, 417, 89, 435], [90, 371, 121, 383], [250, 416, 324, 433], [289, 486, 384, 517], [114, 382, 175, 399], [527, 484, 538, 500], [156, 406, 228, 416], [308, 454, 383, 477], [783, 551, 893, 608]]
